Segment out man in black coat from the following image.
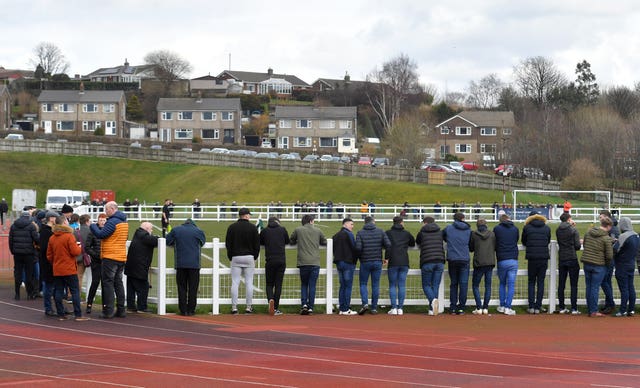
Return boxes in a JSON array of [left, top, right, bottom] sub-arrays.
[[522, 211, 551, 314], [125, 222, 158, 313], [9, 210, 39, 300], [259, 216, 290, 315]]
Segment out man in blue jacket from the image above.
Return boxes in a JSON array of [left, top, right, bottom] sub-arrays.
[[443, 212, 472, 315], [493, 211, 520, 315], [356, 216, 391, 315], [522, 211, 551, 314]]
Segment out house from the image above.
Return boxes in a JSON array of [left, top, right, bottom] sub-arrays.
[[217, 68, 309, 96], [0, 67, 34, 84], [435, 111, 515, 165], [84, 59, 156, 88], [0, 86, 11, 130], [311, 73, 368, 92], [189, 74, 231, 97], [274, 106, 357, 153], [37, 88, 126, 136], [156, 97, 242, 145]]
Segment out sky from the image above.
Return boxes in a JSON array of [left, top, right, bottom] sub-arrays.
[[2, 0, 640, 98]]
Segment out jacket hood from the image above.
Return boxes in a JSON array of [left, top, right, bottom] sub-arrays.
[[452, 220, 471, 230], [52, 224, 74, 234], [362, 222, 377, 231], [13, 215, 33, 229], [390, 223, 404, 231], [267, 219, 280, 228], [525, 214, 547, 226], [420, 223, 441, 233], [588, 227, 609, 238], [498, 220, 515, 228], [557, 221, 572, 231], [111, 210, 127, 222], [474, 227, 492, 240], [618, 217, 633, 233]]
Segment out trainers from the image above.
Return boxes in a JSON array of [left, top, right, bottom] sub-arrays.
[[432, 299, 439, 316], [497, 306, 505, 313], [628, 311, 635, 317], [600, 306, 614, 315], [504, 308, 517, 315], [614, 312, 626, 317], [527, 308, 535, 314], [268, 299, 275, 316], [74, 316, 90, 321], [339, 309, 357, 315], [590, 312, 605, 317], [301, 305, 309, 315], [472, 308, 483, 315], [397, 308, 403, 316], [370, 309, 378, 315], [427, 310, 434, 316], [482, 309, 489, 315], [456, 309, 465, 315], [534, 309, 541, 314], [45, 310, 57, 317], [571, 310, 581, 315], [388, 308, 398, 315], [58, 315, 72, 321], [231, 309, 238, 315], [358, 304, 369, 315], [558, 308, 570, 314], [274, 310, 283, 316], [245, 308, 254, 314], [307, 309, 313, 315]]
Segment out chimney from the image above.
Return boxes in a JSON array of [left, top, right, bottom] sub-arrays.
[[124, 58, 129, 67], [267, 67, 273, 76], [344, 71, 351, 83], [79, 81, 85, 94], [196, 91, 202, 103]]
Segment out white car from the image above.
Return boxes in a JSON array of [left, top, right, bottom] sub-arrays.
[[5, 133, 24, 140]]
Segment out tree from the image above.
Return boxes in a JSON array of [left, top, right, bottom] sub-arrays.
[[30, 42, 69, 77], [383, 111, 432, 168], [144, 50, 192, 95], [561, 158, 604, 191], [466, 73, 503, 109], [127, 95, 144, 121], [574, 60, 599, 105], [242, 114, 270, 137], [513, 56, 567, 108], [603, 86, 640, 121], [365, 53, 421, 135]]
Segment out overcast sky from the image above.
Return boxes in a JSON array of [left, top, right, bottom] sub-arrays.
[[2, 0, 639, 97]]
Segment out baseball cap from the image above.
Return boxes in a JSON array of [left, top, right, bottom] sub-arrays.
[[238, 207, 251, 216]]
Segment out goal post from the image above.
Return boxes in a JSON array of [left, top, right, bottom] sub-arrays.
[[512, 190, 611, 221]]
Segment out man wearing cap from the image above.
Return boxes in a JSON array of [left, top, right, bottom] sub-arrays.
[[290, 214, 327, 315], [225, 208, 260, 314], [522, 210, 551, 314], [259, 216, 290, 315], [9, 209, 40, 300]]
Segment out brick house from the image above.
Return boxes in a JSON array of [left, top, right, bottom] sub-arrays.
[[217, 68, 309, 96]]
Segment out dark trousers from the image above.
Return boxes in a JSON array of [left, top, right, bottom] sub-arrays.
[[558, 260, 580, 310], [176, 268, 200, 315], [86, 259, 102, 306], [13, 254, 36, 298], [527, 260, 548, 310], [600, 261, 615, 308], [127, 276, 149, 311], [265, 260, 285, 309], [54, 275, 82, 317], [101, 258, 125, 316]]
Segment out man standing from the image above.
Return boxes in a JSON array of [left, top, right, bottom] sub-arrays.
[[385, 216, 415, 315], [167, 218, 206, 316], [290, 214, 327, 315], [522, 210, 551, 314], [90, 201, 128, 319], [192, 198, 202, 219], [0, 197, 8, 227], [225, 208, 260, 314], [39, 211, 59, 317], [9, 209, 39, 300], [332, 217, 358, 315], [125, 222, 159, 313], [599, 210, 619, 314], [443, 212, 472, 315], [555, 213, 582, 314], [355, 216, 391, 315], [161, 199, 172, 237], [416, 216, 445, 315], [493, 211, 520, 315], [260, 216, 290, 316], [469, 218, 496, 315]]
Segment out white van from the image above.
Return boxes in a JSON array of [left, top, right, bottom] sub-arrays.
[[45, 189, 87, 211]]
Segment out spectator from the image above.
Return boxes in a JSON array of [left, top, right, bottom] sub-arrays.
[[225, 208, 260, 314], [356, 216, 391, 315], [613, 217, 639, 317], [123, 198, 132, 214], [385, 216, 415, 315], [125, 222, 159, 313], [443, 212, 472, 315], [161, 199, 172, 237], [192, 198, 201, 219], [581, 217, 614, 317], [260, 216, 290, 316], [76, 214, 92, 291], [84, 213, 106, 314], [9, 209, 39, 300], [332, 217, 358, 315], [290, 214, 327, 315], [493, 211, 519, 315], [0, 197, 8, 228], [555, 213, 582, 314], [167, 218, 206, 316], [469, 218, 496, 315], [416, 216, 445, 315], [522, 210, 551, 314], [39, 211, 60, 317], [599, 209, 619, 314], [360, 200, 368, 219]]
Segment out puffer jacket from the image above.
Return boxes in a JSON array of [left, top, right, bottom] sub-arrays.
[[90, 210, 129, 262], [581, 227, 613, 266], [442, 220, 471, 262], [46, 224, 81, 276], [521, 214, 551, 260], [415, 222, 445, 266], [9, 215, 39, 256], [355, 222, 391, 262], [385, 223, 415, 267], [556, 221, 581, 262], [493, 220, 520, 261], [470, 225, 496, 268], [614, 217, 639, 275], [167, 219, 206, 269]]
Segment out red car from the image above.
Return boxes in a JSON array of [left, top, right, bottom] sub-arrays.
[[461, 161, 479, 171], [495, 164, 514, 176], [357, 156, 372, 165]]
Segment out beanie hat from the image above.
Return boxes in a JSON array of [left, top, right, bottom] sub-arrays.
[[61, 204, 74, 214]]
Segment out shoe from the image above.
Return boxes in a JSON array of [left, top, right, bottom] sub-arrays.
[[86, 305, 92, 314], [600, 306, 614, 315], [472, 308, 483, 315], [245, 308, 254, 314], [100, 312, 114, 319], [428, 310, 434, 316], [274, 310, 283, 316], [432, 299, 439, 316], [527, 308, 535, 314], [65, 298, 73, 304], [268, 299, 275, 316], [534, 309, 541, 314], [589, 312, 605, 317], [231, 309, 238, 315], [370, 309, 378, 315], [127, 308, 138, 314], [14, 294, 19, 301], [137, 309, 150, 314], [115, 310, 126, 318], [74, 316, 90, 321], [58, 315, 72, 321], [339, 309, 357, 315], [482, 309, 489, 315], [358, 304, 369, 315], [614, 312, 626, 317], [540, 307, 547, 313], [497, 306, 505, 313], [456, 309, 465, 315], [571, 310, 581, 315], [45, 310, 57, 317], [558, 308, 570, 314], [307, 309, 313, 315], [628, 311, 635, 317], [397, 308, 403, 315], [504, 308, 517, 315], [301, 305, 309, 315], [387, 308, 398, 315]]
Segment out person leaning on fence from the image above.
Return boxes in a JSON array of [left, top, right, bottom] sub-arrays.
[[225, 208, 260, 315], [581, 217, 614, 317], [125, 222, 159, 313], [355, 216, 391, 315], [598, 210, 619, 315], [613, 217, 639, 317], [259, 216, 290, 316], [469, 218, 495, 315], [167, 218, 206, 316], [385, 216, 415, 315], [84, 213, 106, 315], [522, 210, 551, 314], [555, 212, 582, 315], [290, 214, 327, 315], [332, 217, 358, 315], [416, 216, 445, 315], [443, 212, 472, 315], [493, 211, 519, 315]]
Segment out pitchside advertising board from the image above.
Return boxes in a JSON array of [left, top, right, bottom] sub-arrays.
[[496, 207, 552, 221], [11, 189, 37, 212]]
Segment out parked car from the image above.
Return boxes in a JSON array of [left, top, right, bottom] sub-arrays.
[[357, 156, 372, 165], [130, 141, 142, 148], [446, 161, 465, 173], [244, 150, 258, 157], [211, 147, 229, 154], [339, 156, 352, 164], [255, 152, 275, 159], [495, 164, 515, 176], [395, 158, 412, 168], [199, 148, 210, 152], [424, 164, 455, 173], [150, 144, 162, 150], [461, 161, 479, 171], [303, 154, 319, 161], [319, 154, 334, 162], [4, 133, 24, 140], [371, 157, 390, 167]]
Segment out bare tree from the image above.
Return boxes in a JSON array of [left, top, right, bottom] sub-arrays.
[[30, 42, 69, 76], [383, 110, 433, 167], [144, 50, 192, 95], [513, 56, 567, 108], [603, 85, 640, 121], [466, 73, 503, 109]]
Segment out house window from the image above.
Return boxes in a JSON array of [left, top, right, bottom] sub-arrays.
[[456, 126, 471, 136], [320, 137, 337, 147], [440, 126, 450, 135], [202, 129, 220, 139], [103, 104, 115, 113], [456, 144, 471, 153], [294, 137, 311, 147], [480, 127, 496, 136], [105, 121, 116, 136], [161, 112, 173, 120], [503, 127, 513, 135], [83, 103, 98, 113], [42, 103, 53, 112], [222, 112, 233, 121], [175, 128, 193, 139], [339, 120, 352, 129], [56, 121, 74, 131], [319, 120, 335, 129], [82, 121, 101, 131], [279, 120, 292, 128], [342, 138, 352, 148], [296, 119, 312, 128], [59, 103, 73, 112], [202, 112, 217, 121], [481, 143, 497, 153], [440, 145, 450, 158], [178, 111, 193, 120]]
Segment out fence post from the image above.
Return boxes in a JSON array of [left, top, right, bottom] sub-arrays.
[[212, 237, 220, 315], [438, 270, 445, 314], [325, 238, 334, 315], [548, 241, 558, 313], [157, 238, 167, 315]]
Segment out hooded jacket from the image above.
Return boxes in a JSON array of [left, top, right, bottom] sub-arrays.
[[332, 227, 357, 265], [521, 214, 551, 260], [9, 214, 39, 256], [90, 210, 129, 262], [259, 219, 290, 263], [46, 224, 81, 276], [469, 225, 496, 268], [442, 220, 471, 262], [355, 222, 391, 262], [614, 217, 639, 274], [581, 227, 613, 266], [385, 223, 415, 267], [415, 222, 445, 266], [125, 227, 159, 279], [555, 221, 581, 262], [493, 220, 520, 261], [167, 219, 206, 269]]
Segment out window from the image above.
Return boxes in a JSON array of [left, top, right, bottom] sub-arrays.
[[174, 128, 193, 139], [503, 127, 513, 135], [83, 103, 98, 113], [294, 137, 311, 147], [480, 127, 496, 136], [178, 111, 193, 120], [279, 119, 292, 128], [105, 121, 116, 136], [296, 119, 312, 128], [161, 112, 173, 120], [339, 120, 352, 129], [440, 145, 450, 158], [440, 126, 450, 135], [342, 138, 352, 147], [222, 112, 233, 121], [202, 129, 220, 139], [456, 144, 471, 153], [319, 120, 335, 129], [456, 126, 471, 136], [202, 112, 217, 121], [481, 143, 497, 153], [320, 137, 337, 147], [82, 121, 101, 131], [59, 103, 73, 112], [103, 104, 115, 113], [42, 103, 53, 112], [56, 121, 74, 131]]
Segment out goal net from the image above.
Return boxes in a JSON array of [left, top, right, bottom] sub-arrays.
[[510, 190, 611, 221]]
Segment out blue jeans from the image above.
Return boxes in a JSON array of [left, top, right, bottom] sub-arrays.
[[615, 268, 636, 314], [472, 265, 493, 309], [527, 260, 548, 310], [497, 259, 518, 308], [448, 261, 470, 311], [336, 261, 356, 312], [421, 262, 444, 304], [359, 260, 382, 309], [299, 265, 320, 309], [584, 263, 607, 314], [600, 261, 615, 308], [101, 258, 125, 316], [387, 266, 409, 309], [54, 275, 81, 317], [43, 280, 55, 314]]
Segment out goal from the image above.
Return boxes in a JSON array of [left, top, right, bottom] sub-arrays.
[[512, 190, 611, 221]]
